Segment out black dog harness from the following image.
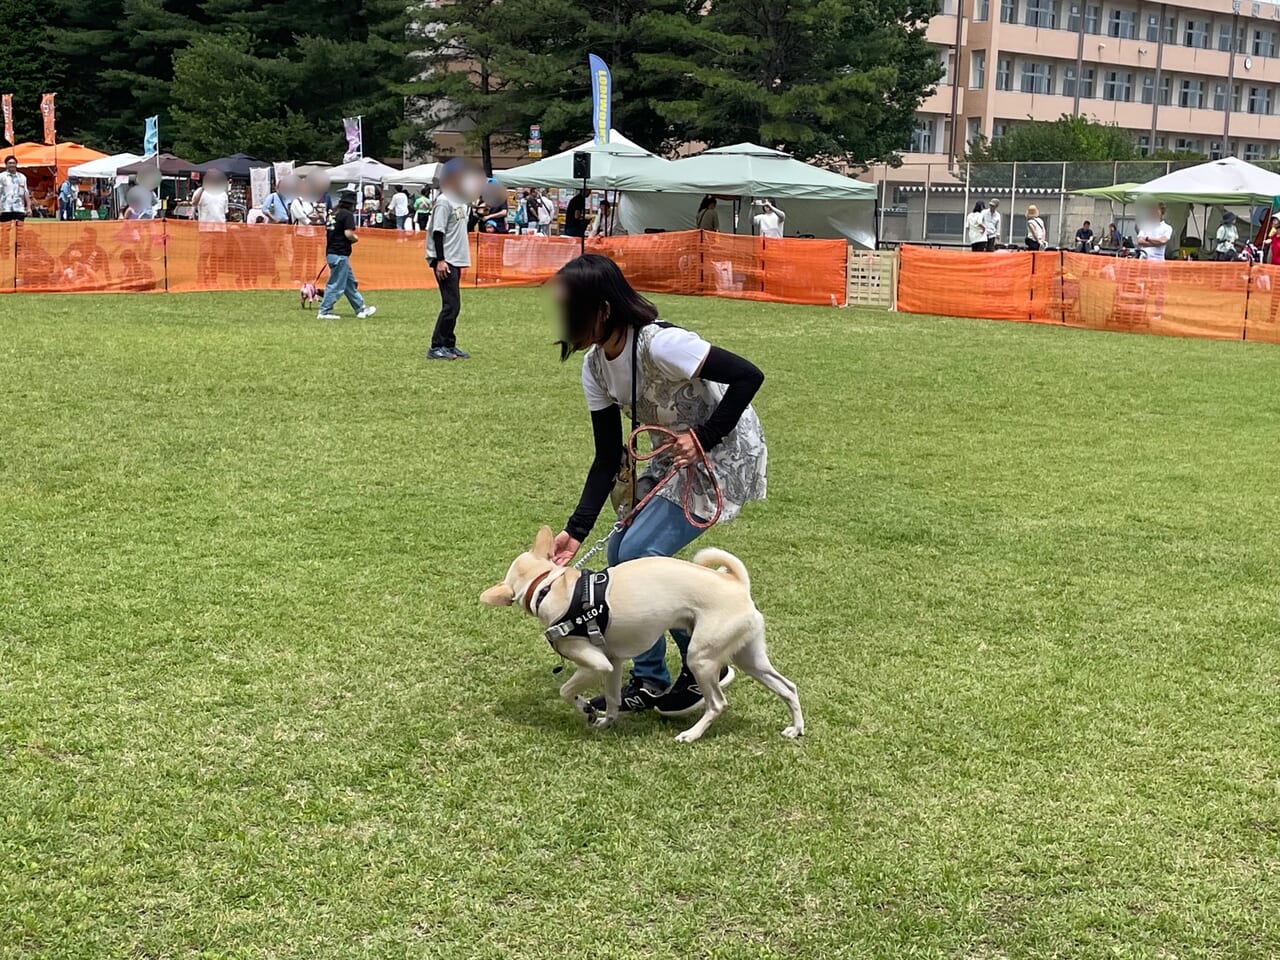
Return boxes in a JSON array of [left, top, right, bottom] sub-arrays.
[[543, 568, 612, 650]]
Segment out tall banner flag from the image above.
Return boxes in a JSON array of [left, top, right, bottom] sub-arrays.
[[40, 93, 56, 145], [2, 95, 12, 146], [342, 116, 363, 163], [144, 115, 159, 156], [588, 54, 611, 145]]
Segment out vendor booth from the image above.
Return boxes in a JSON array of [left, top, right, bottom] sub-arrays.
[[67, 153, 145, 180], [10, 142, 110, 214], [493, 131, 671, 191], [612, 143, 876, 247]]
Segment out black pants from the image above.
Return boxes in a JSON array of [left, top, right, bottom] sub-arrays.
[[0, 212, 26, 223], [431, 265, 462, 349]]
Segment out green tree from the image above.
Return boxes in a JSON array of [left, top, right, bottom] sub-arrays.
[[661, 0, 942, 164], [0, 0, 68, 144], [967, 114, 1138, 162]]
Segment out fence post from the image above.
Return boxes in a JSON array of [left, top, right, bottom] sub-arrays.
[[1008, 162, 1018, 246], [923, 163, 932, 241], [1057, 162, 1067, 248], [962, 161, 970, 237], [1243, 262, 1255, 340]]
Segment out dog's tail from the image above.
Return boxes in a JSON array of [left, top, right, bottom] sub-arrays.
[[692, 548, 751, 593]]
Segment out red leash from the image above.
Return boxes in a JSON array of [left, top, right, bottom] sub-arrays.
[[623, 424, 723, 530]]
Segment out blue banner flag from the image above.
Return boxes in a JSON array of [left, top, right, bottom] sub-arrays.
[[144, 116, 159, 156], [588, 54, 611, 145]]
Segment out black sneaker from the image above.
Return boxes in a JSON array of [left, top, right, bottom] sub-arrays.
[[587, 676, 665, 715], [449, 345, 471, 359], [426, 346, 455, 360], [655, 666, 735, 717]]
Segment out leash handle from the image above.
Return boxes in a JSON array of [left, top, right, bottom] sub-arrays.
[[622, 424, 723, 531]]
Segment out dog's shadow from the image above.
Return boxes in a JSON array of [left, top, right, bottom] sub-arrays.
[[490, 668, 743, 740]]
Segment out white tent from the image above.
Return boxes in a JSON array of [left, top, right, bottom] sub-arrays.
[[397, 161, 441, 185], [67, 152, 144, 179], [1131, 156, 1280, 204], [326, 157, 402, 185], [494, 131, 671, 190]]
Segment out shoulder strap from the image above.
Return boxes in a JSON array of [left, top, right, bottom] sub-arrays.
[[631, 325, 639, 425]]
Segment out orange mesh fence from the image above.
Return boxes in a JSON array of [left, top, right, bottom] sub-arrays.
[[898, 246, 1271, 343], [1, 223, 847, 306]]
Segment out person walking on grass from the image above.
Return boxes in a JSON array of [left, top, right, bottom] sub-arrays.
[[426, 158, 472, 360], [550, 254, 767, 717], [317, 189, 377, 321]]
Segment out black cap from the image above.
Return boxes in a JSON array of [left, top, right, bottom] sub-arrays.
[[338, 188, 358, 203]]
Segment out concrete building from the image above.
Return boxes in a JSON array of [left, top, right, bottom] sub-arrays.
[[909, 0, 1280, 162]]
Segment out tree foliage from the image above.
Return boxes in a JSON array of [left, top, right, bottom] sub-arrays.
[[0, 0, 70, 144], [967, 115, 1139, 163], [409, 0, 940, 167]]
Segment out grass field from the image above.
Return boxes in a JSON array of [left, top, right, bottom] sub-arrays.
[[2, 288, 1279, 959]]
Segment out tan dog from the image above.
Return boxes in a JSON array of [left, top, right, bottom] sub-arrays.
[[480, 526, 803, 743]]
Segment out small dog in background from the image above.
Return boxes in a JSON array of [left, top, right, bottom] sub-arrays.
[[480, 526, 803, 743]]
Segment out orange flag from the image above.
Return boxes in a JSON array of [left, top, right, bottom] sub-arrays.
[[2, 95, 12, 146], [41, 93, 56, 145]]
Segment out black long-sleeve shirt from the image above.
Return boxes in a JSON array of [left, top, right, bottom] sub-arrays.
[[564, 345, 763, 541]]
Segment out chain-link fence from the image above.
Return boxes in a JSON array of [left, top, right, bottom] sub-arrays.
[[867, 160, 1274, 249]]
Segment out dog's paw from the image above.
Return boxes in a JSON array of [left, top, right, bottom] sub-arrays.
[[590, 714, 616, 730], [674, 729, 702, 744], [571, 696, 594, 718], [781, 725, 804, 739]]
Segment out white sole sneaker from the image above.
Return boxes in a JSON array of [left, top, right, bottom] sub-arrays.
[[655, 665, 736, 718], [317, 312, 340, 320], [357, 306, 377, 319]]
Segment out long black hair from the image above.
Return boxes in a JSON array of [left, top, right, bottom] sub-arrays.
[[554, 254, 658, 361]]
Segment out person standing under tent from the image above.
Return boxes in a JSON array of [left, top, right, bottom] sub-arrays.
[[0, 156, 32, 223], [426, 158, 473, 360], [414, 188, 432, 233], [391, 185, 412, 231], [1215, 212, 1240, 261], [753, 199, 786, 238], [965, 201, 987, 252], [696, 196, 720, 232], [983, 199, 1002, 251], [564, 187, 589, 238], [1136, 202, 1173, 261], [586, 198, 613, 238], [58, 177, 77, 221], [529, 188, 555, 235], [191, 169, 230, 284], [317, 189, 377, 321]]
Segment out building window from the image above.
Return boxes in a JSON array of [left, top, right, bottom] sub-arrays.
[[1000, 0, 1017, 23], [1141, 74, 1155, 104], [1063, 66, 1077, 97], [992, 122, 1009, 141], [909, 118, 934, 153], [966, 117, 981, 147], [1159, 76, 1172, 106], [1209, 140, 1223, 159], [1146, 14, 1160, 42], [1103, 71, 1133, 101], [1079, 67, 1095, 98], [1247, 85, 1273, 114], [996, 58, 1013, 91], [1174, 137, 1200, 153], [1025, 0, 1058, 27], [1219, 23, 1233, 51], [1245, 142, 1264, 160], [1214, 82, 1227, 111], [1179, 78, 1204, 108], [1020, 61, 1054, 94], [1067, 3, 1080, 30], [971, 51, 986, 88], [1108, 9, 1136, 38], [1236, 24, 1247, 53], [1254, 29, 1277, 57], [1085, 4, 1101, 34], [1137, 135, 1151, 156], [939, 50, 954, 85], [1184, 20, 1209, 48], [1233, 84, 1243, 112], [1155, 136, 1166, 151], [976, 0, 990, 20], [1163, 15, 1175, 44]]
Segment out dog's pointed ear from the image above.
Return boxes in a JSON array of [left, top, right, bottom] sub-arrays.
[[479, 582, 513, 606], [533, 525, 555, 560]]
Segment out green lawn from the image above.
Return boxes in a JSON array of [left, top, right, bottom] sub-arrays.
[[2, 289, 1279, 959]]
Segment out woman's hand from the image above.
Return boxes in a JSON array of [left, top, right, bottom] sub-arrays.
[[669, 431, 700, 468], [552, 531, 580, 566]]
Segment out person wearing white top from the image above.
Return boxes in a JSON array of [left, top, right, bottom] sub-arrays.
[[390, 186, 412, 230], [965, 201, 987, 251], [191, 168, 230, 284], [1214, 211, 1240, 261], [1136, 203, 1173, 261], [586, 198, 613, 238], [1024, 204, 1046, 251], [982, 199, 1002, 251], [752, 200, 786, 238]]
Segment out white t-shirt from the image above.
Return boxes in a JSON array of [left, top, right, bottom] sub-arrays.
[[1138, 220, 1173, 261], [965, 212, 986, 245], [534, 196, 555, 225], [582, 326, 711, 412], [195, 188, 228, 224], [391, 192, 411, 217], [754, 211, 784, 238]]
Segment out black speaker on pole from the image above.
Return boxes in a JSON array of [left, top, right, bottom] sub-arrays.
[[572, 151, 592, 180]]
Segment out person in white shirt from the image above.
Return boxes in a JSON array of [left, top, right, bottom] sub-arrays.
[[586, 198, 612, 238], [0, 155, 32, 222], [1024, 204, 1046, 251], [528, 189, 556, 235], [965, 201, 987, 251], [1214, 211, 1240, 261], [753, 199, 786, 238], [191, 168, 230, 284], [982, 199, 1002, 251], [1136, 203, 1173, 261], [390, 185, 412, 230]]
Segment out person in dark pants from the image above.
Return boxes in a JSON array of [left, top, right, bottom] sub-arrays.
[[426, 159, 473, 360]]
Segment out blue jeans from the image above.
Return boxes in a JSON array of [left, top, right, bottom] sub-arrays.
[[606, 496, 706, 688], [320, 254, 365, 313]]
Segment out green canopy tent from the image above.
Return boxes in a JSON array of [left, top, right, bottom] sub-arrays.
[[612, 143, 876, 245], [494, 131, 671, 191], [1072, 182, 1143, 203]]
